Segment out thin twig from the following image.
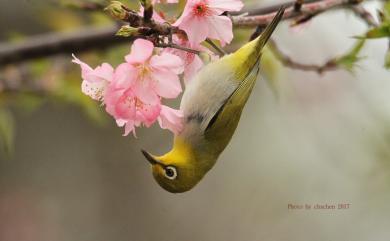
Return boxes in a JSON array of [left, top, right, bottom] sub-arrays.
[[350, 5, 378, 26], [155, 43, 201, 54], [294, 0, 305, 12], [205, 39, 227, 56], [268, 39, 338, 74]]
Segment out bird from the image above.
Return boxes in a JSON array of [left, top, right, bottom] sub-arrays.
[[141, 7, 285, 193]]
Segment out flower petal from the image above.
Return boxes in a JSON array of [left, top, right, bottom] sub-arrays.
[[183, 54, 204, 84], [125, 39, 154, 64], [151, 69, 182, 99], [94, 63, 114, 81], [114, 63, 137, 88], [208, 0, 244, 12], [133, 79, 160, 105], [123, 120, 137, 137], [139, 102, 161, 127], [150, 53, 184, 74], [206, 15, 233, 45], [176, 15, 210, 45], [158, 105, 183, 134], [81, 80, 106, 101], [72, 54, 93, 80], [116, 119, 127, 127]]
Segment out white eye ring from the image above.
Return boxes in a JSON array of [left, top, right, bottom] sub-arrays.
[[164, 166, 177, 180]]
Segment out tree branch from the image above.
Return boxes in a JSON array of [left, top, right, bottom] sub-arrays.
[[350, 5, 378, 27], [232, 0, 374, 27], [0, 0, 381, 66], [155, 43, 201, 54], [268, 39, 339, 74], [205, 39, 227, 56], [0, 26, 129, 66]]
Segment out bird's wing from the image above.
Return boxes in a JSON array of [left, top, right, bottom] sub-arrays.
[[203, 7, 285, 135], [204, 58, 260, 137], [179, 57, 238, 136], [179, 52, 261, 143]]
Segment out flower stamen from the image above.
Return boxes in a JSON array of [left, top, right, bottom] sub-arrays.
[[193, 2, 209, 17]]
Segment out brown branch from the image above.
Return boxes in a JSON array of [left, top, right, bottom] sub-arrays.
[[268, 39, 339, 74], [0, 0, 381, 66], [250, 0, 377, 73], [155, 43, 201, 54], [232, 0, 375, 27], [294, 0, 305, 12], [350, 5, 378, 26], [205, 39, 227, 56], [0, 26, 129, 66]]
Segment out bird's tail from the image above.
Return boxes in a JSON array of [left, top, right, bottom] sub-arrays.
[[254, 7, 285, 56], [232, 7, 285, 71]]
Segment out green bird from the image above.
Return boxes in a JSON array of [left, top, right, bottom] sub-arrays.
[[142, 8, 285, 193]]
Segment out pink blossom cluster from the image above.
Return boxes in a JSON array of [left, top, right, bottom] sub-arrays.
[[73, 39, 184, 137], [73, 0, 243, 137]]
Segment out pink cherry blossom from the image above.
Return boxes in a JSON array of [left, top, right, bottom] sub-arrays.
[[123, 39, 184, 104], [164, 36, 209, 84], [104, 65, 183, 136], [104, 75, 162, 136], [173, 0, 243, 46], [98, 39, 184, 136], [73, 39, 185, 136], [72, 54, 114, 101]]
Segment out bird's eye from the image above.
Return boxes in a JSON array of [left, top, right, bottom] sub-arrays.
[[164, 166, 177, 180]]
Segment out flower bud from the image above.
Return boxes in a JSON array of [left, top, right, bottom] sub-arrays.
[[105, 1, 127, 20], [116, 25, 139, 37]]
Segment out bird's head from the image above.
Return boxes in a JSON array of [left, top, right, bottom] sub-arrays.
[[141, 139, 208, 193]]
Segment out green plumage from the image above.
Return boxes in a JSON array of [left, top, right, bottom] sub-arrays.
[[142, 7, 285, 193]]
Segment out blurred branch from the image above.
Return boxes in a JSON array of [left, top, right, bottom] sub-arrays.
[[268, 38, 366, 73], [0, 0, 382, 66], [268, 39, 338, 74], [155, 43, 200, 54], [0, 26, 128, 66], [205, 39, 227, 56], [350, 5, 379, 26], [64, 1, 106, 11], [233, 0, 380, 27], [250, 0, 377, 73]]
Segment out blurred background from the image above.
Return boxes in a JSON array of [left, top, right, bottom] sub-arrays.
[[0, 0, 390, 240]]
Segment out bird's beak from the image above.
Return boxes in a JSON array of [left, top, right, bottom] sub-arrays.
[[141, 149, 158, 165]]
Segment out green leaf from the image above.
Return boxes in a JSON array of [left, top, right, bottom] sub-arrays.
[[335, 39, 366, 72], [384, 2, 390, 21], [385, 49, 390, 69], [0, 109, 15, 157], [365, 24, 390, 39]]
